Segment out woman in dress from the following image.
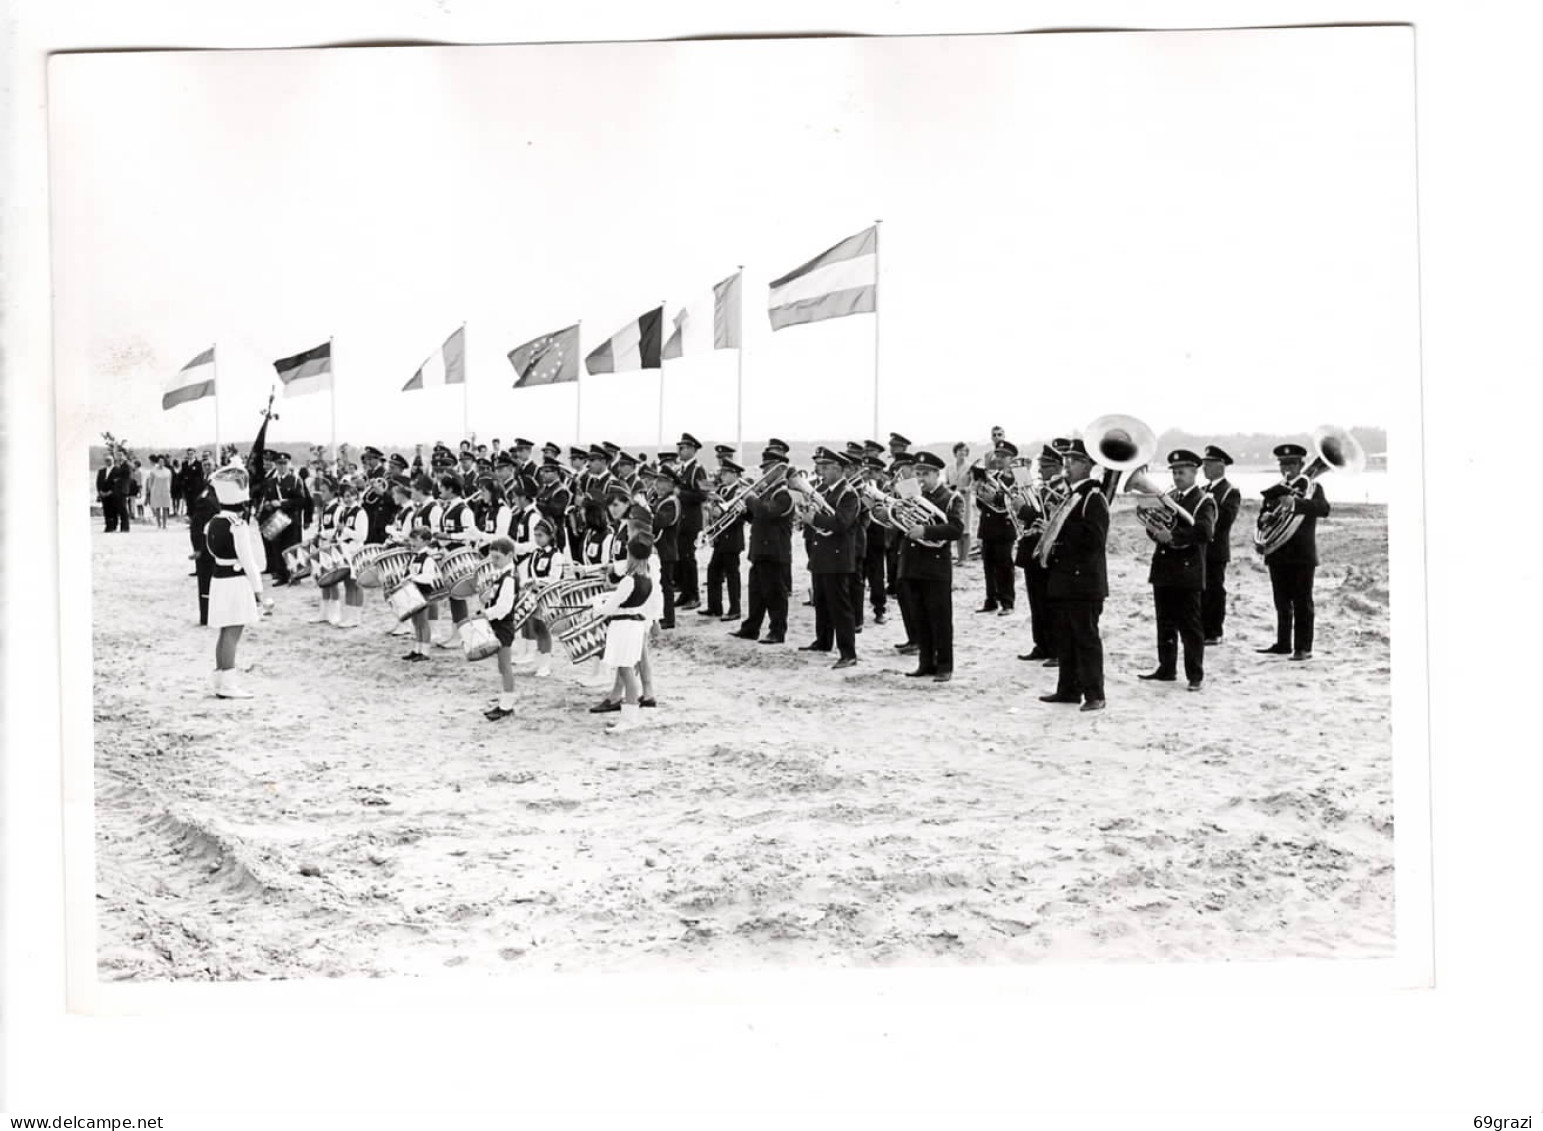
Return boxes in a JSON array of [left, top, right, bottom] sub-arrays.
[[148, 455, 174, 529], [204, 463, 268, 698], [947, 442, 977, 565]]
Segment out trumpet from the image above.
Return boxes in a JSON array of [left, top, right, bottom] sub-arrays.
[[1254, 424, 1365, 556], [787, 470, 836, 517]]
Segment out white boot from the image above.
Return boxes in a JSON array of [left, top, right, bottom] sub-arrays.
[[209, 669, 223, 697], [389, 620, 411, 636], [534, 652, 552, 678], [607, 703, 642, 732], [326, 598, 342, 626], [314, 599, 331, 624], [216, 669, 254, 699], [339, 603, 362, 629], [435, 623, 462, 649], [512, 637, 533, 664]]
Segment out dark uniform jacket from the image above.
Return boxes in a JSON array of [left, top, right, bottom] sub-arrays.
[[975, 472, 1017, 541], [674, 459, 710, 535], [1261, 480, 1329, 567], [708, 484, 750, 556], [745, 483, 795, 562], [804, 478, 861, 574], [1203, 477, 1242, 564], [652, 494, 681, 563], [1146, 484, 1217, 591], [536, 481, 571, 538], [896, 483, 966, 582], [1044, 479, 1109, 600]]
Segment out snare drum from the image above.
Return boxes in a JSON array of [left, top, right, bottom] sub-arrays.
[[385, 578, 428, 622], [457, 616, 501, 661], [281, 543, 312, 581], [259, 508, 292, 541], [538, 579, 609, 633], [314, 545, 351, 588], [556, 613, 609, 664], [369, 548, 415, 591], [434, 548, 484, 601], [505, 580, 548, 633], [450, 553, 500, 601], [350, 546, 389, 588]]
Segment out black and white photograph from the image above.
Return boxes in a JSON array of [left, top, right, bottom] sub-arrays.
[[49, 27, 1429, 986]]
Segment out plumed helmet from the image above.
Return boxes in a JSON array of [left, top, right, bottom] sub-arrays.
[[210, 463, 250, 505]]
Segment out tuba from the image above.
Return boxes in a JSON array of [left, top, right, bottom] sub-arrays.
[[1253, 425, 1366, 556], [889, 477, 947, 547]]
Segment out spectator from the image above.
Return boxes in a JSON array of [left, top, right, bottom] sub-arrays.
[[946, 442, 976, 565], [148, 455, 174, 529]]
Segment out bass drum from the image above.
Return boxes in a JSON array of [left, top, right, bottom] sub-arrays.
[[281, 543, 312, 581]]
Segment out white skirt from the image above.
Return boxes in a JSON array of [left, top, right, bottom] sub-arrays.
[[208, 575, 260, 628], [602, 618, 646, 667]]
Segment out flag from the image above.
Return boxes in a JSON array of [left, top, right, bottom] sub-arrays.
[[274, 341, 332, 398], [585, 307, 663, 374], [663, 272, 742, 359], [767, 226, 876, 331], [163, 347, 216, 410], [508, 323, 580, 387], [403, 326, 467, 391]]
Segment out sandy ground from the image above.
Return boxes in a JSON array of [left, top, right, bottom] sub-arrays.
[[93, 501, 1392, 980]]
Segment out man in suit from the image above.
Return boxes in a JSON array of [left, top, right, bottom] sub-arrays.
[[1258, 441, 1331, 660], [699, 460, 749, 621], [672, 433, 710, 609], [764, 438, 793, 598], [973, 441, 1019, 616], [1015, 444, 1065, 664], [96, 454, 119, 532], [648, 465, 682, 629], [1200, 444, 1242, 644], [897, 451, 966, 682], [798, 448, 862, 668], [860, 456, 890, 626], [731, 449, 794, 645], [107, 452, 135, 531], [1039, 440, 1109, 711], [1138, 450, 1219, 691], [535, 458, 572, 557]]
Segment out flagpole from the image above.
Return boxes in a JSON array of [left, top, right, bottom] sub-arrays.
[[574, 320, 583, 446], [657, 299, 667, 449], [329, 335, 337, 468], [212, 343, 222, 454], [735, 266, 744, 456], [872, 220, 882, 441], [461, 321, 469, 443]]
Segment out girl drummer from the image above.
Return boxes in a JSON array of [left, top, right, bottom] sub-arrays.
[[590, 536, 655, 732], [335, 478, 370, 629], [481, 535, 520, 721], [401, 525, 439, 662], [204, 463, 268, 699], [311, 475, 342, 626], [519, 518, 568, 677]]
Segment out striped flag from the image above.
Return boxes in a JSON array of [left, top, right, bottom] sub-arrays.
[[274, 341, 332, 398], [767, 226, 876, 331], [585, 307, 663, 374], [508, 323, 580, 387], [163, 347, 216, 410], [663, 272, 742, 359], [403, 326, 467, 391]]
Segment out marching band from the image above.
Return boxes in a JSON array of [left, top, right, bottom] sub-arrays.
[[194, 414, 1364, 722]]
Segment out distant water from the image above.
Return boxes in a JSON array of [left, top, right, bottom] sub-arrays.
[[1223, 468, 1389, 505]]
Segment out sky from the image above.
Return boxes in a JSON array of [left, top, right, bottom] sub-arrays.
[[50, 27, 1418, 453]]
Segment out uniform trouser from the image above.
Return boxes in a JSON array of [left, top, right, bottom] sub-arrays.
[[1023, 564, 1054, 653], [812, 571, 858, 659], [1153, 585, 1206, 682], [781, 560, 793, 598], [896, 571, 920, 644], [742, 559, 788, 639], [111, 496, 131, 531], [101, 497, 117, 532], [885, 542, 901, 596], [192, 526, 212, 625], [674, 528, 700, 603], [863, 543, 888, 616], [903, 577, 954, 674], [706, 546, 742, 614], [1202, 557, 1229, 638], [657, 559, 678, 627], [1051, 597, 1105, 702], [981, 536, 1016, 608], [1267, 560, 1316, 653]]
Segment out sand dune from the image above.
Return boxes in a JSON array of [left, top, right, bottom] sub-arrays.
[[92, 500, 1393, 979]]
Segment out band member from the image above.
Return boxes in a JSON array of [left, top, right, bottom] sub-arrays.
[[672, 432, 709, 609], [860, 456, 889, 626], [647, 464, 681, 629], [612, 451, 641, 495], [841, 447, 871, 632], [357, 447, 395, 543], [204, 463, 268, 698], [973, 441, 1018, 616], [388, 481, 416, 544], [401, 526, 440, 661], [187, 473, 220, 625], [335, 479, 371, 628], [520, 519, 568, 678], [434, 473, 479, 647], [475, 476, 513, 542], [1015, 445, 1064, 663], [1038, 440, 1108, 711], [1138, 450, 1218, 691], [763, 438, 794, 597], [894, 452, 964, 681], [887, 432, 912, 460], [713, 444, 736, 468], [263, 452, 306, 583], [1200, 445, 1242, 644], [699, 460, 748, 621], [309, 476, 342, 625], [1258, 441, 1331, 659], [480, 536, 522, 721], [885, 453, 920, 653], [535, 458, 572, 556], [731, 449, 794, 645], [588, 536, 657, 732], [511, 438, 538, 481], [798, 448, 862, 668]]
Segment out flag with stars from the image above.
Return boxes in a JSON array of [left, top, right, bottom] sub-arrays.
[[508, 323, 581, 387]]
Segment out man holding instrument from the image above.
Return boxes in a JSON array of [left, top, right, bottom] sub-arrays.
[[1137, 450, 1218, 692], [1039, 440, 1109, 712]]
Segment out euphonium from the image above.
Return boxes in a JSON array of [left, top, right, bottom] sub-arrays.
[[699, 464, 789, 546], [1122, 466, 1196, 532], [891, 477, 947, 547], [1254, 424, 1366, 556], [788, 469, 836, 517]]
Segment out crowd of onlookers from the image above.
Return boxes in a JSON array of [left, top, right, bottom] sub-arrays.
[[94, 447, 217, 532]]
